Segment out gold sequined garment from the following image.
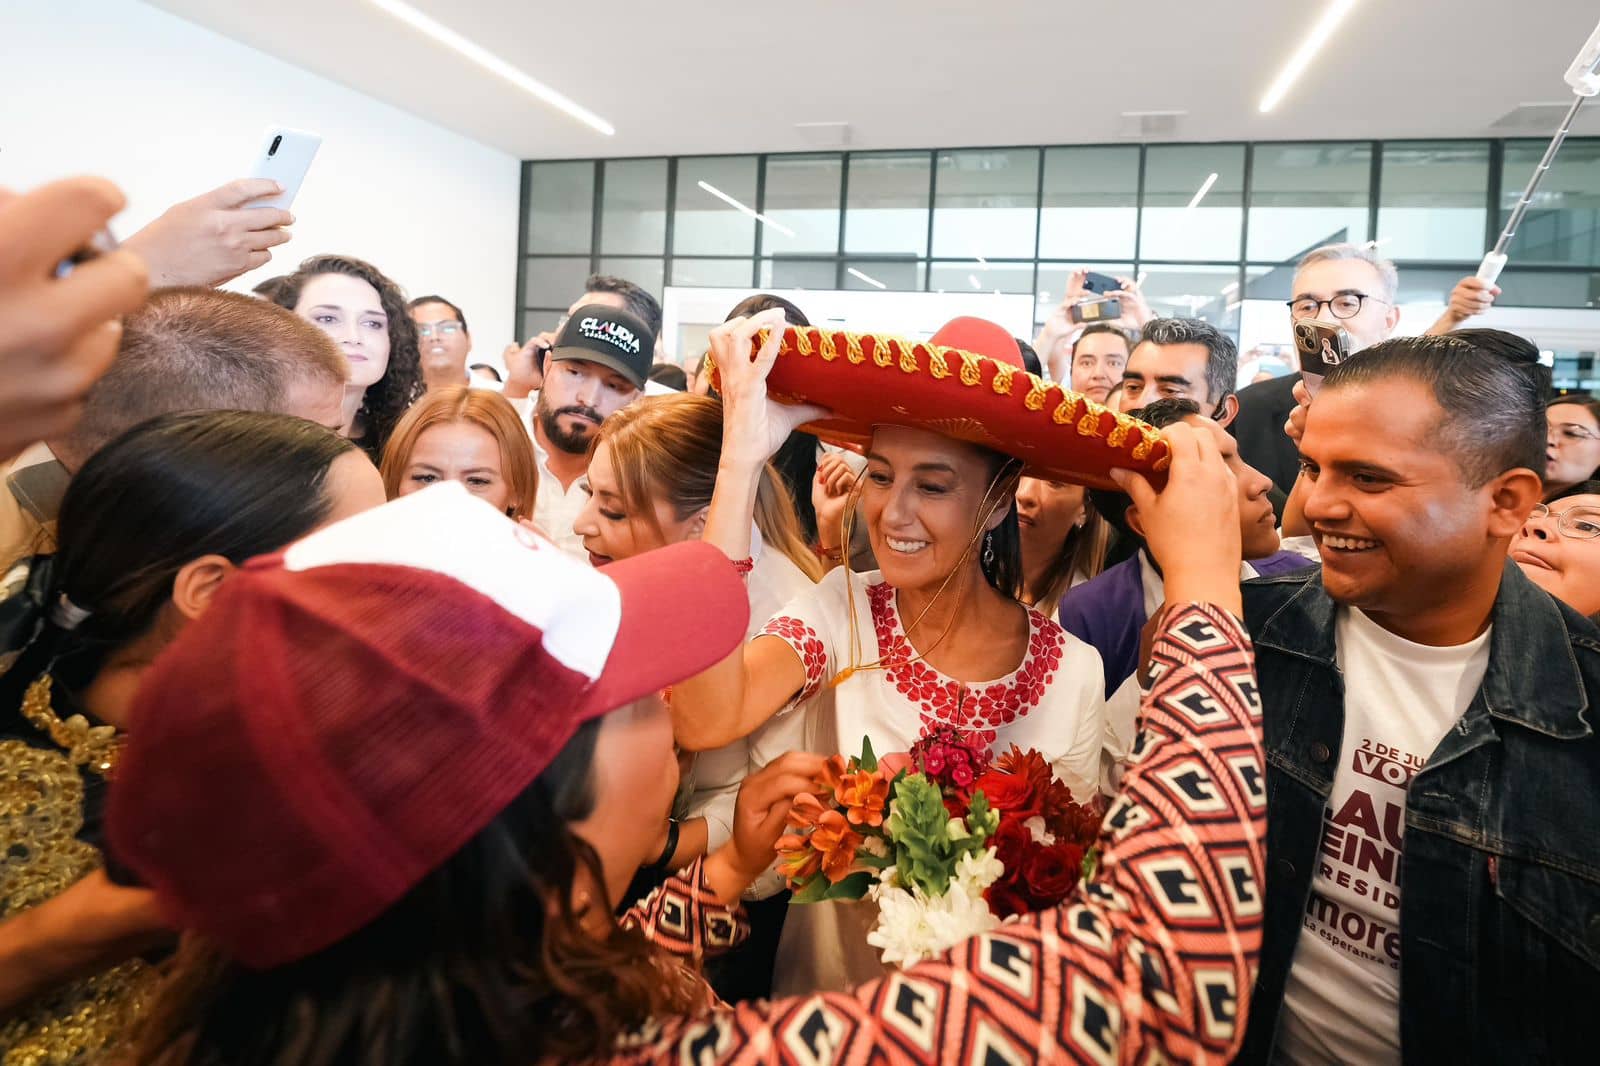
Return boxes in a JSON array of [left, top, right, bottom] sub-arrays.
[[1, 725, 156, 1063]]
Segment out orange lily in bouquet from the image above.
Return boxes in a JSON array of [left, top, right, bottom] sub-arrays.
[[774, 729, 1106, 965]]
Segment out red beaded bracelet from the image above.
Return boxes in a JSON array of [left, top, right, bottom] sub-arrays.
[[732, 557, 754, 577], [812, 542, 843, 564]]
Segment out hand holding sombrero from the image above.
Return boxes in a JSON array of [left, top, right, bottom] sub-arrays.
[[709, 307, 833, 471], [710, 313, 1169, 490]]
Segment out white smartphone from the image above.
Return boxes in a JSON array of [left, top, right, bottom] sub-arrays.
[[245, 127, 321, 211]]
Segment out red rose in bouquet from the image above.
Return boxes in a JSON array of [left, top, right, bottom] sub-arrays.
[[1023, 842, 1086, 908], [974, 751, 1107, 919], [986, 881, 1034, 921], [989, 813, 1031, 871], [984, 815, 1038, 919], [969, 768, 1042, 819]]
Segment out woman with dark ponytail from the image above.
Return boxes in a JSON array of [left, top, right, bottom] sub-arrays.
[[0, 410, 385, 1062]]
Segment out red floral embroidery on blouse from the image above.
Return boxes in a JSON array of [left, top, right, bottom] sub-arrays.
[[760, 616, 828, 704], [866, 582, 1064, 744]]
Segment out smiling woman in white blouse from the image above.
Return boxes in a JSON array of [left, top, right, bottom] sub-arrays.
[[670, 310, 1112, 994]]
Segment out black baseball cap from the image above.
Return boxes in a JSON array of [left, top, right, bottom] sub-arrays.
[[550, 303, 655, 390]]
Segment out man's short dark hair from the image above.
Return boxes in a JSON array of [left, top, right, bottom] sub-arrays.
[[1087, 398, 1204, 545], [1129, 397, 1204, 430], [57, 288, 348, 468], [1322, 329, 1546, 487], [647, 363, 688, 391], [1138, 318, 1238, 404], [408, 294, 468, 334], [725, 293, 809, 327], [468, 363, 503, 382], [1015, 337, 1042, 378], [585, 274, 662, 339], [1071, 322, 1134, 357]]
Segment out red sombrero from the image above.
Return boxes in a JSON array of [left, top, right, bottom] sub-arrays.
[[711, 316, 1169, 489]]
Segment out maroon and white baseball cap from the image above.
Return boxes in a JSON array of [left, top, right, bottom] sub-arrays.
[[108, 482, 750, 968]]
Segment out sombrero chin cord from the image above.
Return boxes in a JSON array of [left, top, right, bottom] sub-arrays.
[[829, 459, 1023, 690]]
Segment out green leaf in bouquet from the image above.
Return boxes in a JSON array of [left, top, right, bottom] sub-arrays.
[[886, 774, 958, 897], [791, 875, 833, 904], [1081, 846, 1100, 884], [965, 789, 999, 842], [858, 735, 878, 773], [823, 872, 873, 901]]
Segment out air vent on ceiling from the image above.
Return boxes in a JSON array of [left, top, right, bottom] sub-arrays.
[[1490, 103, 1576, 130], [794, 121, 852, 147], [1120, 110, 1186, 139]]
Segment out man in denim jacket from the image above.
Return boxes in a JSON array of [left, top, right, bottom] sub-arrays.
[[1234, 330, 1600, 1064]]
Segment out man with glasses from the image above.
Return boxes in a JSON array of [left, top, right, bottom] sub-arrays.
[[409, 295, 477, 393], [1231, 243, 1499, 495]]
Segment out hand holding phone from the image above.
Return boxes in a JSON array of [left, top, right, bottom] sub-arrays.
[[122, 179, 296, 288], [0, 177, 148, 461], [245, 127, 321, 211], [1294, 320, 1352, 397], [1081, 271, 1121, 295]]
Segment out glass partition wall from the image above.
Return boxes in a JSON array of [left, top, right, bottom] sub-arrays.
[[518, 138, 1600, 351]]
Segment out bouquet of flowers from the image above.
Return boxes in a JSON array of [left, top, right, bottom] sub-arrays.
[[775, 728, 1106, 966]]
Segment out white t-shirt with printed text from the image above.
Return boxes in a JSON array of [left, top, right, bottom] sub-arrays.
[[1275, 606, 1490, 1065]]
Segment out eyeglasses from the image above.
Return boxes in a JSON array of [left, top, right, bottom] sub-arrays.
[[416, 321, 464, 338], [1287, 293, 1388, 321], [1529, 503, 1600, 540], [1549, 422, 1600, 445]]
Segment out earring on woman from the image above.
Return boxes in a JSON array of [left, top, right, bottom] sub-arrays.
[[982, 531, 995, 568]]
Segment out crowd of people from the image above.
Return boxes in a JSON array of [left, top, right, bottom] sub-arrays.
[[1, 170, 1597, 1066]]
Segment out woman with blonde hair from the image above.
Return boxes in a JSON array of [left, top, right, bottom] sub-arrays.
[[380, 386, 538, 521], [573, 393, 820, 872]]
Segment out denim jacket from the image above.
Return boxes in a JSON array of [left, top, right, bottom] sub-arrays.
[[1234, 562, 1600, 1064]]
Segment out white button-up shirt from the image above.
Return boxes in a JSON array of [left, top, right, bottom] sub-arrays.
[[529, 428, 590, 559]]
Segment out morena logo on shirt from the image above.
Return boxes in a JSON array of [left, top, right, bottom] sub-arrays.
[[578, 316, 642, 356]]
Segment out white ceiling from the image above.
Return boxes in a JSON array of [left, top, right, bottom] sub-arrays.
[[148, 0, 1600, 159]]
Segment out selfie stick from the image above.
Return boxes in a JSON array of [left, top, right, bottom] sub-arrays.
[[1477, 18, 1600, 284]]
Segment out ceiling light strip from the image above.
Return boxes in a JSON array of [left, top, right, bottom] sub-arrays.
[[1258, 0, 1361, 113], [366, 0, 615, 135], [697, 181, 797, 237]]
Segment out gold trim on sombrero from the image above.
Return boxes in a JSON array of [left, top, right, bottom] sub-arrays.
[[707, 327, 1172, 475]]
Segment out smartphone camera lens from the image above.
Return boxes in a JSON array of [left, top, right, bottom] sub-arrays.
[[269, 135, 282, 158]]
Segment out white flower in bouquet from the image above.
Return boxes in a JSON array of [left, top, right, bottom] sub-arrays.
[[866, 850, 1005, 967]]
